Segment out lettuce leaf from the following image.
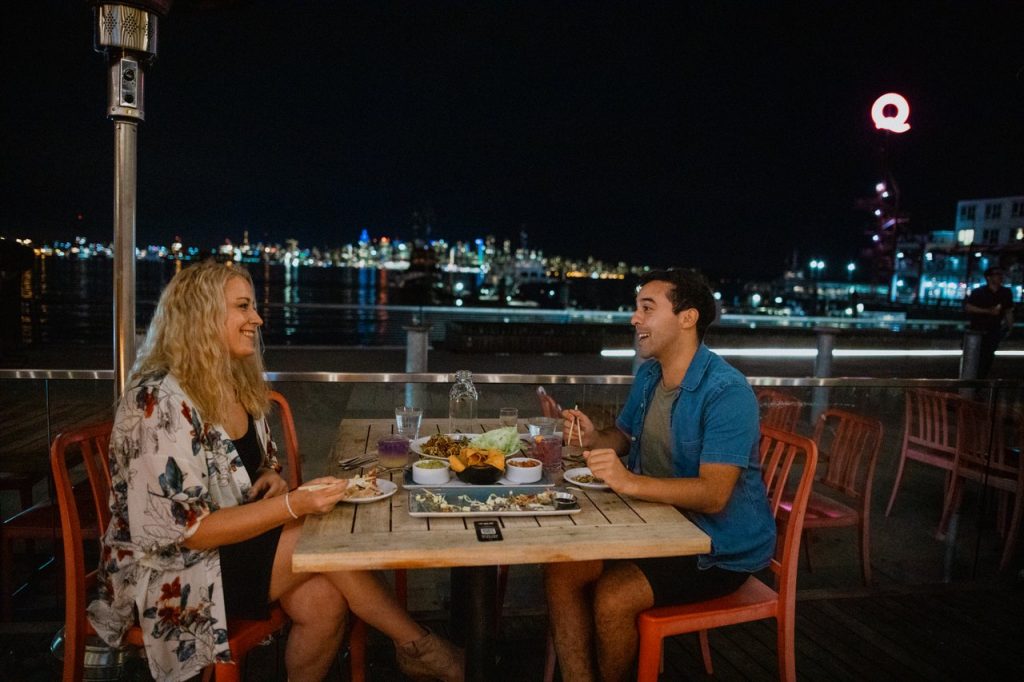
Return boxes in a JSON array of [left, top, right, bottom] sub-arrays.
[[469, 426, 525, 455]]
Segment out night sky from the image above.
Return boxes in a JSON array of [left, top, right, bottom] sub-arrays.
[[3, 1, 1024, 278]]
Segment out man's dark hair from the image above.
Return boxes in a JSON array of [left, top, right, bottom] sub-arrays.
[[638, 269, 717, 341]]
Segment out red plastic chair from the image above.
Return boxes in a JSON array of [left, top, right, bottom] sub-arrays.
[[635, 426, 818, 682], [885, 388, 960, 517], [52, 420, 292, 682], [52, 393, 373, 681], [755, 388, 801, 433], [938, 399, 1024, 572], [785, 408, 883, 585]]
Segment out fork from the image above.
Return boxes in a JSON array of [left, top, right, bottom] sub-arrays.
[[338, 456, 376, 470]]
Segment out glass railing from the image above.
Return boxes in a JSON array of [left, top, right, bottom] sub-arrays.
[[2, 372, 1021, 609]]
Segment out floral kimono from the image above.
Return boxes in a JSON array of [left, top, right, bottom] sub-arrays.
[[88, 372, 280, 681]]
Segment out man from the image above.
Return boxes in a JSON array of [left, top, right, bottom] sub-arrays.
[[545, 269, 774, 682], [965, 266, 1014, 378]]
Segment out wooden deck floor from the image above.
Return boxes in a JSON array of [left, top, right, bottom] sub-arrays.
[[209, 581, 1024, 681]]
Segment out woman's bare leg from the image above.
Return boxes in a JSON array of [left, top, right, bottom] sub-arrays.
[[269, 522, 348, 681], [271, 522, 426, 647], [279, 575, 348, 682]]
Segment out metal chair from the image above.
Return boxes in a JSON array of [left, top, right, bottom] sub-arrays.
[[635, 426, 818, 682]]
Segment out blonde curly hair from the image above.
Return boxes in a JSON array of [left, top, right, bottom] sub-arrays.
[[131, 259, 268, 424]]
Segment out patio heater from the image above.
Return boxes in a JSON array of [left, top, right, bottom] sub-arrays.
[[89, 1, 171, 395]]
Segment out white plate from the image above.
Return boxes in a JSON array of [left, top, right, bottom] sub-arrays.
[[342, 479, 398, 504], [409, 433, 473, 460], [563, 467, 610, 490]]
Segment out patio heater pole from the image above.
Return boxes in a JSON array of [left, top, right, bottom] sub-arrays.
[[90, 1, 170, 396]]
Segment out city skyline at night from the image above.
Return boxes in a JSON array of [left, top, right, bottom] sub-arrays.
[[3, 2, 1024, 281]]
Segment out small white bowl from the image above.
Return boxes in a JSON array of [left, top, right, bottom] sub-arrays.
[[505, 457, 543, 483], [411, 459, 451, 485]]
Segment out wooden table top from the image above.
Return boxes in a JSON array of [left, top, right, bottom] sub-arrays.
[[292, 419, 710, 573]]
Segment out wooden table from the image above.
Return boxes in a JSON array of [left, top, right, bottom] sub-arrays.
[[293, 419, 710, 680]]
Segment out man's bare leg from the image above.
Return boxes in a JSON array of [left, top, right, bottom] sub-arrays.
[[544, 560, 604, 681], [593, 561, 655, 682]]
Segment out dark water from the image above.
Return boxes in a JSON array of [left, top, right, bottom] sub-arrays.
[[3, 258, 635, 348]]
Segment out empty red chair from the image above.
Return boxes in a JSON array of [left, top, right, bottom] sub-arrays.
[[938, 399, 1024, 572], [755, 388, 801, 433], [885, 388, 960, 517], [786, 408, 883, 585]]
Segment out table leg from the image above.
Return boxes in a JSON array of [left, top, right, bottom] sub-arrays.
[[450, 565, 497, 681]]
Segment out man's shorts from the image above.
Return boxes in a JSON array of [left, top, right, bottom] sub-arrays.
[[630, 554, 750, 607]]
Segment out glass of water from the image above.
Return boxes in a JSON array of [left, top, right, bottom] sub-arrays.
[[395, 406, 423, 440], [499, 407, 519, 428]]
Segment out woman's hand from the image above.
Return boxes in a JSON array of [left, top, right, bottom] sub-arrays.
[[250, 469, 289, 500], [561, 408, 595, 448], [584, 448, 633, 492], [289, 477, 350, 516]]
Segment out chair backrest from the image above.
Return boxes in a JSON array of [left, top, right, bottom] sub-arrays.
[[813, 408, 883, 513], [904, 388, 959, 457], [50, 420, 114, 682], [756, 388, 800, 433], [536, 386, 562, 419], [955, 399, 1024, 490], [268, 390, 303, 489], [758, 426, 818, 603]]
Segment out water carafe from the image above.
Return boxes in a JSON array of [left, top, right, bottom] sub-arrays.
[[448, 369, 478, 434]]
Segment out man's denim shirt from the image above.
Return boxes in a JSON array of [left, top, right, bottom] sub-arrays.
[[616, 344, 775, 572]]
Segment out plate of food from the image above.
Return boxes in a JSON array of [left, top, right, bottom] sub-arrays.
[[410, 433, 472, 460], [563, 467, 610, 491], [340, 475, 398, 504], [408, 486, 580, 517]]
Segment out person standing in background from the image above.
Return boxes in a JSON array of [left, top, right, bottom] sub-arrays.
[[965, 266, 1014, 378]]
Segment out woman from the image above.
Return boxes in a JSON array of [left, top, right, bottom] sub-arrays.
[[88, 260, 462, 682]]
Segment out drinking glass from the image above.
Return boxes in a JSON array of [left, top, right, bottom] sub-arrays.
[[395, 406, 423, 440], [499, 407, 519, 428], [527, 416, 558, 437], [378, 436, 410, 468], [533, 434, 563, 473]]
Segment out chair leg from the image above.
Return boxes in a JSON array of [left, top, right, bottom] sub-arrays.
[[998, 493, 1023, 573], [937, 480, 963, 540], [699, 629, 714, 675], [636, 623, 662, 682], [777, 614, 796, 682], [859, 518, 872, 586], [885, 454, 908, 516]]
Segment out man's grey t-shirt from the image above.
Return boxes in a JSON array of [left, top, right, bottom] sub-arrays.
[[639, 381, 679, 478]]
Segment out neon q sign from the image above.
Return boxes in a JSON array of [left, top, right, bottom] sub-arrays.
[[871, 93, 911, 133]]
